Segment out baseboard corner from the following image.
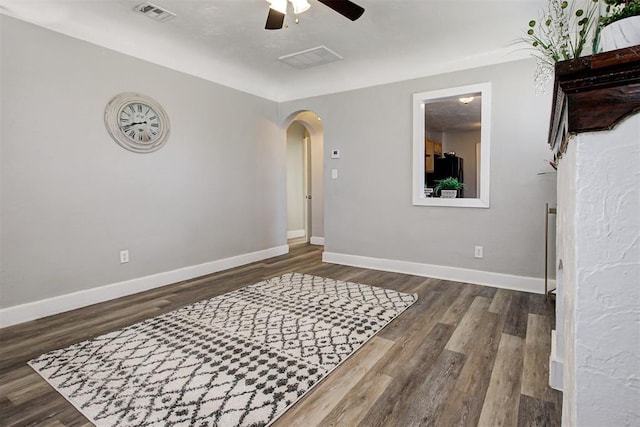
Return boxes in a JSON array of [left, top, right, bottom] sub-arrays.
[[309, 236, 325, 246], [286, 229, 305, 240]]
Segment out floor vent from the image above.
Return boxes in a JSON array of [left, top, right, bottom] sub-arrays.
[[278, 46, 343, 69], [135, 2, 176, 22]]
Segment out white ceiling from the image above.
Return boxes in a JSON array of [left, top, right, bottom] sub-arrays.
[[0, 0, 545, 101], [426, 95, 482, 133]]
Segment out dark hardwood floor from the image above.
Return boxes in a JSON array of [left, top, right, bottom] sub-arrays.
[[0, 244, 561, 426]]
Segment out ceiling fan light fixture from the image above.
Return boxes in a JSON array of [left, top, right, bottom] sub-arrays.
[[266, 0, 287, 14], [264, 0, 363, 30], [291, 0, 310, 14]]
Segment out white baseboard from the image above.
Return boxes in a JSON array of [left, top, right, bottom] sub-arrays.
[[310, 236, 325, 245], [0, 245, 289, 328], [322, 251, 551, 294], [549, 329, 564, 390], [287, 229, 306, 239]]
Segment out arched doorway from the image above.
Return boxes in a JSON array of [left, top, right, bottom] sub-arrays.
[[284, 111, 324, 246]]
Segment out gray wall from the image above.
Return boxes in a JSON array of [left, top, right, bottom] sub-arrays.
[[0, 16, 284, 308], [1, 15, 557, 312], [281, 59, 556, 279]]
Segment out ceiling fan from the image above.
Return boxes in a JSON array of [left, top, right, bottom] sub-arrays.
[[265, 0, 365, 30]]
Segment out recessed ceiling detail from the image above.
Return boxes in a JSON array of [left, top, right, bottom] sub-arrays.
[[278, 46, 343, 70], [135, 2, 176, 23]]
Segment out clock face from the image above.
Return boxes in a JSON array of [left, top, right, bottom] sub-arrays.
[[118, 102, 162, 144], [104, 93, 170, 153]]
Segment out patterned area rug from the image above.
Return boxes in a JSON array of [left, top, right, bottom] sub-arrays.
[[29, 272, 417, 426]]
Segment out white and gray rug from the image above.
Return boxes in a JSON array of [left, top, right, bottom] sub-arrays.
[[29, 272, 417, 426]]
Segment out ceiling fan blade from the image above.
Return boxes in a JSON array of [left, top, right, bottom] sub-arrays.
[[317, 0, 364, 21], [265, 8, 285, 30]]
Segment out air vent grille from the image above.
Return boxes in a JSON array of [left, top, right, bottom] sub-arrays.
[[135, 2, 176, 22], [278, 46, 343, 70]]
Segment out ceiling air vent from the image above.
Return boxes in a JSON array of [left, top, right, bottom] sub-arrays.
[[135, 2, 176, 22], [278, 46, 343, 70]]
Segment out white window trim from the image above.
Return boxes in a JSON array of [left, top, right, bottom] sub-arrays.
[[412, 82, 492, 208]]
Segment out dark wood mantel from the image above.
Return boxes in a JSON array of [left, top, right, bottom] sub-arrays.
[[548, 46, 640, 157]]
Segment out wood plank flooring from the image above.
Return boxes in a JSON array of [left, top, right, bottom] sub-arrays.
[[0, 244, 561, 426]]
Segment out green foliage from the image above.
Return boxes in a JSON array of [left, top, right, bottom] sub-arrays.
[[434, 177, 464, 191], [524, 0, 600, 65], [600, 0, 640, 26], [523, 0, 639, 91]]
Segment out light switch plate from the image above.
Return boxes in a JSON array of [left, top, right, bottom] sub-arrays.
[[331, 149, 341, 159], [331, 169, 338, 179]]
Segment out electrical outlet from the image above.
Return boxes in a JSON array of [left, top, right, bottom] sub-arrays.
[[474, 246, 483, 259], [120, 249, 129, 264]]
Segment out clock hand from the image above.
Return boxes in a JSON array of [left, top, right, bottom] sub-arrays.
[[123, 121, 147, 129]]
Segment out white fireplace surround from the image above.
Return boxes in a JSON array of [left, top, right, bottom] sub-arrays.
[[553, 113, 640, 426]]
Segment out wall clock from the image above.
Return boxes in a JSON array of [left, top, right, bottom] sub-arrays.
[[104, 92, 170, 153]]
